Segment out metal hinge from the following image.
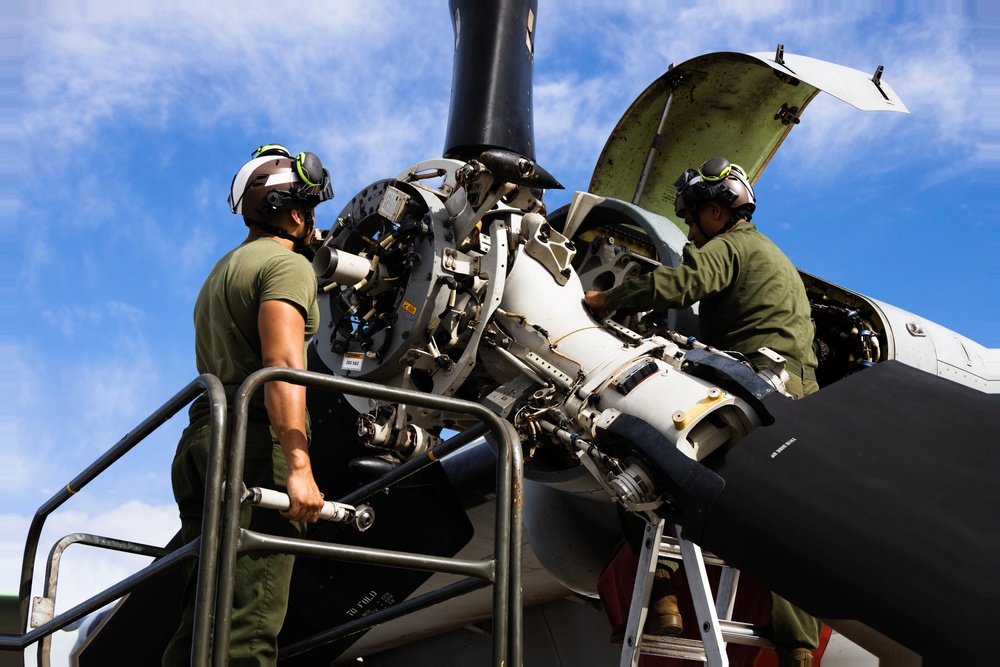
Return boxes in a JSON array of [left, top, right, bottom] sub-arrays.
[[774, 102, 802, 126]]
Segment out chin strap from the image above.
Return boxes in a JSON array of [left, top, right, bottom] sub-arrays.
[[245, 218, 310, 247], [718, 212, 743, 235], [690, 207, 713, 241]]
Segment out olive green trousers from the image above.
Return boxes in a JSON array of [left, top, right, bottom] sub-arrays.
[[162, 409, 302, 667]]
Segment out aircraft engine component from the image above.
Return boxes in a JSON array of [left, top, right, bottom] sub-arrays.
[[495, 241, 762, 461], [574, 230, 659, 294], [314, 162, 518, 428], [314, 245, 374, 287], [72, 0, 997, 662], [444, 0, 539, 162], [357, 407, 394, 448], [810, 301, 881, 385], [311, 154, 780, 518], [607, 459, 659, 512], [399, 424, 441, 460]]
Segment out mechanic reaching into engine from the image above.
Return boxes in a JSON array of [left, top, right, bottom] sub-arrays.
[[163, 144, 334, 666], [584, 157, 821, 667], [584, 156, 818, 398]]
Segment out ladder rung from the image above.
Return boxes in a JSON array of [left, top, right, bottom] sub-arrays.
[[638, 635, 707, 661], [637, 622, 772, 660], [719, 620, 774, 647]]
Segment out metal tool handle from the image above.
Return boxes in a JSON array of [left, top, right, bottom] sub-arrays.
[[242, 484, 375, 531]]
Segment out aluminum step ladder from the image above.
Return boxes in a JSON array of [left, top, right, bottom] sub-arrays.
[[619, 520, 773, 666]]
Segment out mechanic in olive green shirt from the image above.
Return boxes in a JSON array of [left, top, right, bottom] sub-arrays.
[[585, 158, 821, 666], [164, 145, 333, 667], [585, 158, 818, 399]]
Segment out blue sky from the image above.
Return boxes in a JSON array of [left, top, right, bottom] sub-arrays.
[[3, 1, 996, 662]]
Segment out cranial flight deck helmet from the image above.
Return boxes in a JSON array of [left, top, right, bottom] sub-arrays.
[[673, 157, 756, 227], [228, 144, 334, 225]]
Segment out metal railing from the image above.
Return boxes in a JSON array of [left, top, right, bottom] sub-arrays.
[[215, 367, 524, 667], [2, 367, 524, 667], [2, 374, 227, 667]]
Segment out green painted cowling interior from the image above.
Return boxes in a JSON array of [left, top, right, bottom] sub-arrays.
[[589, 52, 821, 236]]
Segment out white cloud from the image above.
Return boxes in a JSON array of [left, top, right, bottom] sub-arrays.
[[39, 305, 103, 339], [21, 3, 441, 156], [2, 501, 180, 665], [887, 21, 981, 162], [16, 2, 980, 213], [64, 325, 163, 452]]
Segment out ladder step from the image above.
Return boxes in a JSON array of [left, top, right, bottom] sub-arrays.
[[638, 621, 773, 659], [638, 636, 707, 661], [638, 620, 773, 658], [717, 620, 774, 648]]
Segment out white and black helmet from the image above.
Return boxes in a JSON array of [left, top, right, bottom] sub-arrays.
[[228, 144, 333, 223], [673, 157, 756, 222]]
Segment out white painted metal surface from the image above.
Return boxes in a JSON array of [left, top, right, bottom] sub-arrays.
[[747, 51, 909, 113]]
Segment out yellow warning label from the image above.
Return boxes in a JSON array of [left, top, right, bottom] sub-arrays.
[[402, 301, 417, 315], [342, 352, 364, 371]]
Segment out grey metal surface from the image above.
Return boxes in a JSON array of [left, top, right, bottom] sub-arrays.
[[281, 578, 491, 660], [239, 530, 496, 581], [358, 597, 621, 667]]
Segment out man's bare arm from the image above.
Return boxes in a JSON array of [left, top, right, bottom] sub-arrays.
[[258, 298, 325, 523]]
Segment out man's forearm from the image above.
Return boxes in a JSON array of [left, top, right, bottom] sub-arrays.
[[257, 298, 323, 522], [264, 380, 311, 471]]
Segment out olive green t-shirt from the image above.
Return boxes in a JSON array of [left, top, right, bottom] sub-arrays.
[[193, 236, 319, 411], [604, 222, 817, 378]]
